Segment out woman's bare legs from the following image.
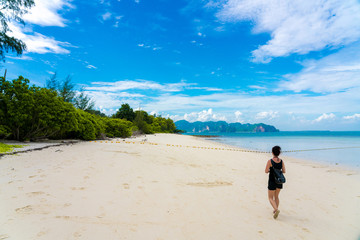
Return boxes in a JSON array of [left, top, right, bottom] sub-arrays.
[[268, 189, 281, 218], [275, 188, 281, 209], [268, 190, 278, 212]]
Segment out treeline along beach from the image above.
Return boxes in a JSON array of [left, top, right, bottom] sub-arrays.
[[0, 75, 179, 142]]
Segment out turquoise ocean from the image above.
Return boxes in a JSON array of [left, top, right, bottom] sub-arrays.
[[184, 132, 360, 168]]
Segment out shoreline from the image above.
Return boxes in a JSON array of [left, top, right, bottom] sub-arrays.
[[2, 134, 359, 173], [191, 134, 360, 174], [197, 133, 360, 171], [0, 133, 359, 239], [2, 133, 359, 174]]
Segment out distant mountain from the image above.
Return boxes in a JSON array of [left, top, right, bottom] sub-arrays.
[[175, 120, 279, 133]]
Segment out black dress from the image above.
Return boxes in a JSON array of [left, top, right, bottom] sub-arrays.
[[268, 159, 283, 190]]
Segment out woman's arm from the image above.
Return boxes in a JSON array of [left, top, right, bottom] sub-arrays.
[[282, 161, 286, 174], [265, 160, 272, 173]]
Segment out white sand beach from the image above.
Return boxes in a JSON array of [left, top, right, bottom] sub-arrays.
[[0, 134, 359, 240]]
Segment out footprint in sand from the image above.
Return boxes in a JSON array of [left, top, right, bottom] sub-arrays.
[[96, 213, 106, 219], [56, 216, 70, 220], [189, 164, 200, 168], [71, 187, 85, 190], [37, 231, 48, 237], [15, 205, 33, 213], [26, 191, 45, 196]]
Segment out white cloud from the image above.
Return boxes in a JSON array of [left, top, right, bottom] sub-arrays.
[[102, 12, 112, 21], [255, 111, 278, 120], [234, 111, 244, 123], [279, 42, 360, 93], [86, 65, 97, 69], [85, 91, 144, 115], [23, 0, 73, 27], [86, 79, 197, 92], [137, 43, 162, 51], [25, 33, 71, 54], [343, 113, 360, 120], [184, 109, 227, 122], [145, 87, 360, 117], [99, 0, 111, 5], [113, 15, 123, 28], [7, 55, 33, 60], [313, 113, 336, 123], [79, 78, 360, 130], [216, 0, 360, 63], [6, 0, 74, 55], [8, 23, 71, 54], [188, 86, 223, 91]]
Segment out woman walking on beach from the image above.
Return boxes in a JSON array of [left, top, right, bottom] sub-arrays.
[[265, 146, 286, 219]]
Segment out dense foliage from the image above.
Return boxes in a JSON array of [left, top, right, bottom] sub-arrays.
[[114, 103, 135, 121], [0, 76, 178, 141], [114, 104, 177, 134]]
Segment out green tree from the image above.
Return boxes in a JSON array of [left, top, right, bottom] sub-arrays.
[[0, 75, 34, 140], [74, 88, 95, 111], [150, 116, 177, 133], [0, 76, 78, 140], [114, 103, 135, 121], [72, 110, 104, 140], [103, 118, 132, 138], [134, 110, 153, 134], [0, 0, 35, 61], [46, 73, 95, 110], [45, 72, 59, 90], [59, 75, 75, 103]]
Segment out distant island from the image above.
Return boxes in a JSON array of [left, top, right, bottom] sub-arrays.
[[175, 120, 279, 133]]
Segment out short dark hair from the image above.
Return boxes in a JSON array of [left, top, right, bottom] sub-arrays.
[[272, 146, 281, 156]]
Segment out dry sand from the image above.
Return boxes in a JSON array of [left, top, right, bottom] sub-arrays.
[[0, 134, 359, 240]]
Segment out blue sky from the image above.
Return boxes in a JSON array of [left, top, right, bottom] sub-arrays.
[[3, 0, 360, 131]]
